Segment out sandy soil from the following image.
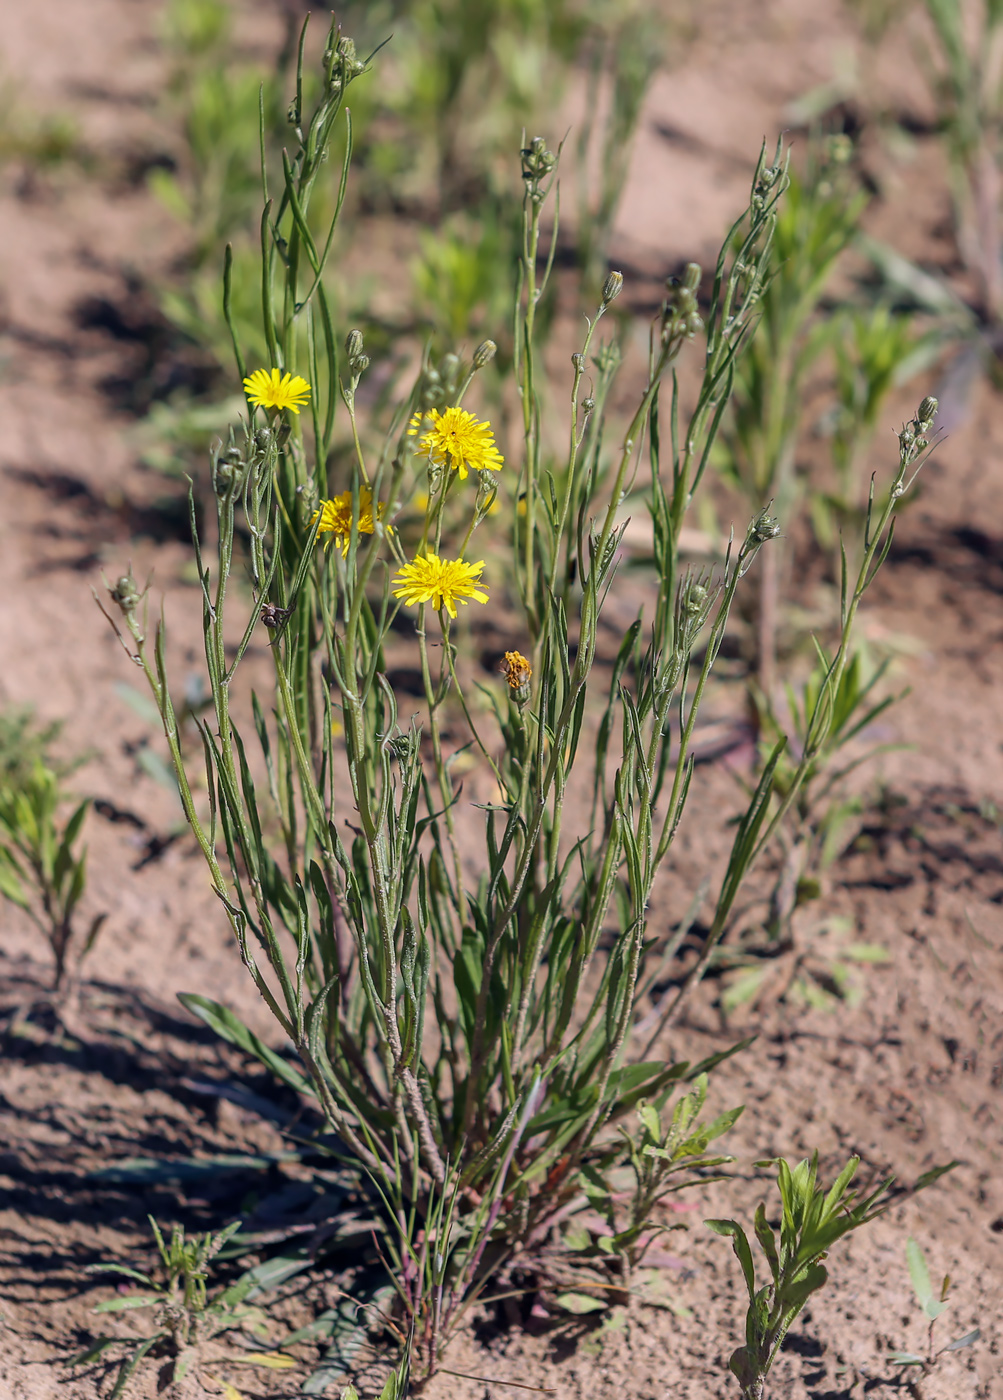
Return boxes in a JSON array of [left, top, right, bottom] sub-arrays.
[[0, 2, 1001, 1399]]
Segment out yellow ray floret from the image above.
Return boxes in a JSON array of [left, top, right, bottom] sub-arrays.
[[243, 367, 312, 414], [391, 552, 489, 618], [312, 488, 390, 557], [407, 406, 504, 481]]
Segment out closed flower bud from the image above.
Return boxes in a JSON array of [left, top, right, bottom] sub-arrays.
[[601, 270, 624, 305], [473, 339, 497, 369], [917, 395, 938, 429], [214, 457, 243, 494], [751, 507, 781, 543], [683, 581, 708, 614], [345, 329, 365, 361]]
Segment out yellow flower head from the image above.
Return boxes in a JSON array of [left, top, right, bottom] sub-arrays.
[[407, 406, 504, 481], [391, 552, 489, 619], [243, 367, 312, 415], [502, 651, 532, 691], [312, 488, 389, 557]]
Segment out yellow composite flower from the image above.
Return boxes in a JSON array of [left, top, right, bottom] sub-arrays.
[[407, 406, 504, 481], [312, 488, 389, 557], [243, 367, 312, 415], [502, 650, 532, 691], [391, 552, 489, 619]]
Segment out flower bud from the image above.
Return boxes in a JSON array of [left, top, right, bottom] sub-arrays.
[[502, 650, 533, 705], [571, 352, 585, 371], [683, 581, 708, 614], [345, 329, 364, 361], [751, 507, 781, 543], [474, 469, 499, 523], [521, 136, 557, 182], [473, 338, 497, 369], [917, 395, 938, 430], [214, 455, 243, 494], [601, 270, 624, 305], [110, 572, 141, 615]]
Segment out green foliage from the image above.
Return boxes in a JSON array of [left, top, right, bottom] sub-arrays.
[[341, 0, 586, 207], [412, 207, 517, 347], [69, 1216, 296, 1399], [0, 717, 104, 993], [154, 0, 282, 264], [99, 18, 937, 1384], [339, 1348, 411, 1400], [0, 83, 83, 172], [575, 1074, 744, 1279], [814, 302, 935, 546], [712, 397, 938, 1014], [707, 1153, 895, 1400], [723, 136, 867, 509], [917, 0, 1003, 322], [886, 1235, 981, 1370]]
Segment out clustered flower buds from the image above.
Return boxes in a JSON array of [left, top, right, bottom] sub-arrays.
[[898, 395, 938, 468], [213, 445, 245, 496], [522, 136, 556, 180], [418, 352, 462, 410], [324, 34, 367, 96], [110, 572, 141, 616], [753, 159, 785, 210], [521, 137, 556, 201], [661, 262, 704, 346], [751, 506, 781, 543]]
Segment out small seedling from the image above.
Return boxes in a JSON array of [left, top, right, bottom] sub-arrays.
[[578, 1076, 743, 1286], [340, 1347, 410, 1400], [887, 1236, 980, 1383], [708, 1153, 895, 1400], [68, 1216, 294, 1399], [0, 735, 105, 1008]]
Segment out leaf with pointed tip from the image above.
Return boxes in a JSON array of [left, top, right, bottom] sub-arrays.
[[945, 1328, 980, 1351], [706, 1219, 756, 1302], [93, 1295, 160, 1313], [906, 1237, 933, 1308], [66, 1337, 118, 1367], [555, 1292, 607, 1314]]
